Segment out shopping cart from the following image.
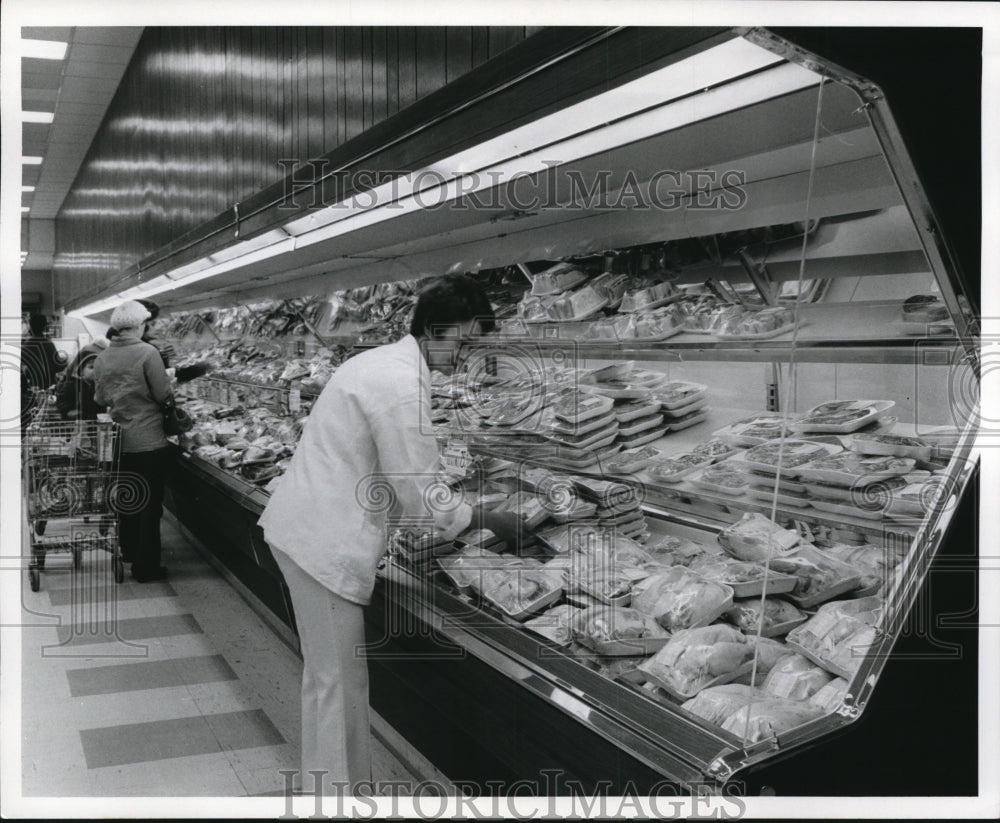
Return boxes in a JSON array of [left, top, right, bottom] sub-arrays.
[[22, 417, 125, 591]]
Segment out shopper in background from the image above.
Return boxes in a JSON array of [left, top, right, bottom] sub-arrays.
[[136, 299, 177, 368], [94, 301, 173, 583], [55, 350, 105, 421], [20, 313, 65, 425], [260, 273, 529, 789]]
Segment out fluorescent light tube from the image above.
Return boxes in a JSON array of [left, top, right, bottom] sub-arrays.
[[21, 39, 68, 60], [22, 111, 55, 124], [22, 185, 35, 192], [22, 156, 43, 165]]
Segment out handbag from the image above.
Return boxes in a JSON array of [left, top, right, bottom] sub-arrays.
[[162, 396, 194, 436]]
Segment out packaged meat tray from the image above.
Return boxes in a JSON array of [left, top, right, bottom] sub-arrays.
[[794, 453, 916, 487], [662, 411, 708, 433], [544, 420, 621, 451], [614, 399, 662, 423], [887, 477, 949, 516], [712, 412, 791, 447], [619, 280, 680, 313], [523, 604, 584, 646], [690, 559, 799, 598], [806, 498, 889, 522], [643, 535, 714, 568], [550, 391, 615, 424], [654, 381, 708, 411], [741, 635, 793, 679], [659, 395, 708, 419], [820, 543, 901, 594], [476, 567, 564, 620], [631, 311, 684, 342], [785, 596, 883, 679], [637, 624, 755, 700], [629, 369, 669, 389], [570, 605, 672, 656], [630, 567, 734, 632], [647, 452, 715, 483], [580, 381, 656, 401], [790, 400, 896, 434], [437, 548, 523, 593], [761, 653, 834, 700], [715, 306, 797, 341], [585, 362, 634, 383], [766, 545, 864, 609], [601, 446, 662, 475], [739, 440, 842, 475], [682, 684, 770, 727], [572, 476, 641, 507], [617, 425, 670, 448], [689, 464, 752, 496], [720, 697, 825, 743], [746, 470, 809, 495], [717, 513, 801, 562], [808, 677, 850, 713], [691, 438, 738, 461], [617, 413, 665, 438], [587, 271, 631, 309], [548, 409, 618, 438], [581, 314, 636, 343], [546, 285, 609, 322], [846, 431, 932, 460], [746, 485, 813, 509], [800, 475, 907, 505], [529, 262, 589, 296], [726, 597, 808, 638]]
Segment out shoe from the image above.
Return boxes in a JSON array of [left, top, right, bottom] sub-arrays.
[[131, 565, 168, 583]]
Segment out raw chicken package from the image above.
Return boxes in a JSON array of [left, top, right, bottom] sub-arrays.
[[637, 624, 754, 699], [725, 597, 807, 637], [762, 653, 834, 700], [630, 567, 734, 631], [682, 684, 770, 727], [721, 697, 825, 743], [717, 512, 802, 562], [571, 605, 671, 656], [785, 596, 884, 679]]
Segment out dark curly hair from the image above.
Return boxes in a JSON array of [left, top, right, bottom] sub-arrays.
[[409, 274, 495, 339]]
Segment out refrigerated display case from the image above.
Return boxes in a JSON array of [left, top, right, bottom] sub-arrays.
[[153, 26, 979, 794]]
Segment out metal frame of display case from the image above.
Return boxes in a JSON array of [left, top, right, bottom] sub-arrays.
[[154, 25, 981, 794]]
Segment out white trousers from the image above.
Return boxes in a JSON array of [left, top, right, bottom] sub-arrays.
[[272, 548, 373, 790]]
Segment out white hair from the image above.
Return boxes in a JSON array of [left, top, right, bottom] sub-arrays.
[[110, 300, 151, 330]]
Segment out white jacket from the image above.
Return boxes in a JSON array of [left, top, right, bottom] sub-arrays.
[[259, 335, 471, 605]]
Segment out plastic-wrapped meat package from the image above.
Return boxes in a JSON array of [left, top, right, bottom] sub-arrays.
[[630, 567, 734, 631], [721, 698, 825, 743], [717, 512, 801, 562], [524, 604, 583, 646], [725, 597, 806, 636], [682, 684, 770, 726], [785, 596, 883, 679], [637, 624, 752, 698], [762, 653, 834, 700], [809, 676, 851, 713], [477, 567, 562, 618], [570, 606, 670, 655], [762, 544, 863, 607]]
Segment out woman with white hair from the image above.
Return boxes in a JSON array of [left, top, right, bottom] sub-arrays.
[[94, 300, 174, 582]]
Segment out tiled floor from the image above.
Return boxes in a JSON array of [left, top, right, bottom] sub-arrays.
[[19, 513, 437, 797]]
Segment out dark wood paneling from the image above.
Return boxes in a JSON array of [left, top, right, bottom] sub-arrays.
[[54, 26, 535, 308]]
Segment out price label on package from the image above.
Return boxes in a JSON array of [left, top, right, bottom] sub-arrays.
[[288, 388, 302, 413]]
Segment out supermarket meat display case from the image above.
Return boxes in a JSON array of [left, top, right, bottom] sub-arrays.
[[155, 27, 981, 794]]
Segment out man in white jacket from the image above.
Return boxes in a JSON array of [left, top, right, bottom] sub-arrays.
[[259, 274, 525, 790]]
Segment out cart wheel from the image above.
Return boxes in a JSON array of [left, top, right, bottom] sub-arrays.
[[114, 558, 125, 584], [98, 521, 110, 537], [35, 520, 47, 537], [29, 568, 40, 592], [72, 548, 82, 570]]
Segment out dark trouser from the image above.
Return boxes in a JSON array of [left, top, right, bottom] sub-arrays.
[[117, 448, 170, 574]]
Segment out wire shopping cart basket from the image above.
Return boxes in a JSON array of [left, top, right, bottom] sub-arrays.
[[22, 417, 124, 591]]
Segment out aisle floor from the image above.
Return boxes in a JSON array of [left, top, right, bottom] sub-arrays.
[[19, 513, 429, 797]]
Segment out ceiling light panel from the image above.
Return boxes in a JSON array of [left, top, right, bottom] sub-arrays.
[[21, 38, 68, 60]]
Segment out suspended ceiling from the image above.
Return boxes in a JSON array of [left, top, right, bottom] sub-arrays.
[[20, 26, 143, 269]]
